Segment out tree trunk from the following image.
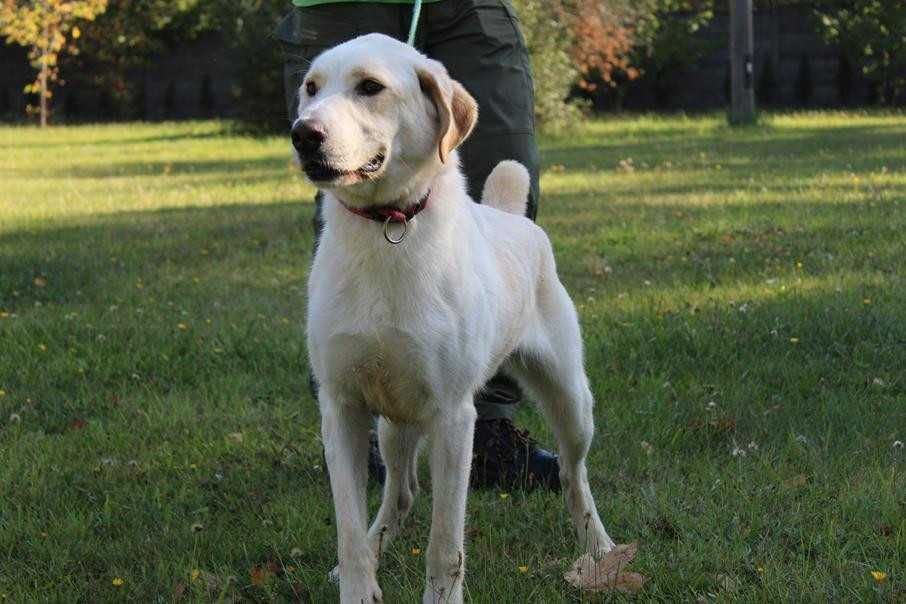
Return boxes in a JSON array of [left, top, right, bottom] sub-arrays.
[[39, 22, 49, 128], [729, 0, 756, 124], [39, 58, 48, 128]]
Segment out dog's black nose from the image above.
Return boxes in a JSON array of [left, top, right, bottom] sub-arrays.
[[291, 119, 326, 156]]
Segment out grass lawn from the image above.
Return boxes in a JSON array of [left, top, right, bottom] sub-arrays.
[[1, 113, 904, 602]]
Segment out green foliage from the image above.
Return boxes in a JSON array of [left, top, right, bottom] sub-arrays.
[[510, 0, 584, 132], [0, 0, 108, 126], [571, 0, 716, 111], [815, 0, 906, 104], [65, 0, 230, 120], [218, 0, 289, 133], [631, 0, 716, 104], [61, 0, 286, 125]]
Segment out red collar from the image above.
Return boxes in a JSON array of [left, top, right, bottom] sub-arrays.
[[340, 190, 430, 224]]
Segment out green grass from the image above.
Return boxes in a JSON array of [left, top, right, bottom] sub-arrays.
[[1, 113, 904, 602]]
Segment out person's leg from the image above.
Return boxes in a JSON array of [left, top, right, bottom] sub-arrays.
[[422, 0, 557, 490]]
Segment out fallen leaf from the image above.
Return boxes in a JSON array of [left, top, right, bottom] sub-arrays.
[[69, 418, 88, 431], [564, 542, 647, 594], [250, 565, 273, 587]]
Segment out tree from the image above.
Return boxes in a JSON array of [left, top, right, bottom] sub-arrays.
[[571, 0, 640, 110], [511, 0, 584, 131], [631, 0, 715, 108], [815, 0, 906, 105], [64, 0, 214, 119], [569, 0, 715, 111], [0, 0, 108, 126]]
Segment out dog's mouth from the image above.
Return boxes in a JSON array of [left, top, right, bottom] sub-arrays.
[[303, 153, 386, 184], [357, 154, 385, 174]]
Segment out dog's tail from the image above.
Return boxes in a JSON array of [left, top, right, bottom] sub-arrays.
[[481, 160, 530, 216]]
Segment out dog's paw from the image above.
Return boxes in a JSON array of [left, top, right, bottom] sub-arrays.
[[340, 581, 382, 604], [423, 584, 462, 604]]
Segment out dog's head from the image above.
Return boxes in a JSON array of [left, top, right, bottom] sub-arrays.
[[291, 34, 477, 206]]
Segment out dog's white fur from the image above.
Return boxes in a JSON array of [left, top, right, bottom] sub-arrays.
[[297, 34, 614, 603]]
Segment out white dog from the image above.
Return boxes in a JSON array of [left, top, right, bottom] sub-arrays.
[[295, 33, 614, 603]]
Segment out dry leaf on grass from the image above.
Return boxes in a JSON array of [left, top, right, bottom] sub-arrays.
[[249, 565, 273, 587], [564, 542, 647, 594]]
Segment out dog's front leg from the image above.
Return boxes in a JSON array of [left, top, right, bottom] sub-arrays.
[[423, 402, 476, 604], [321, 397, 382, 603]]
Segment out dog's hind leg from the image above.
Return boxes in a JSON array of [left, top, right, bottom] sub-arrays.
[[504, 280, 615, 559], [423, 401, 476, 604], [321, 393, 383, 603], [367, 419, 422, 563]]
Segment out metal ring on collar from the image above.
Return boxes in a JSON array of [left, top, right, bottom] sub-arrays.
[[383, 216, 408, 244]]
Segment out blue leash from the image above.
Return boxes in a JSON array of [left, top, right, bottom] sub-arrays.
[[406, 0, 423, 46]]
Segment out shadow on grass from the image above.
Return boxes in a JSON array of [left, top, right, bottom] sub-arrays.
[[0, 200, 312, 306]]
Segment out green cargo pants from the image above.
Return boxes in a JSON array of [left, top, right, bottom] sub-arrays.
[[276, 0, 540, 419]]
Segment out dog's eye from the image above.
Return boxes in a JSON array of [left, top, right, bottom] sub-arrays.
[[356, 79, 385, 97], [305, 81, 318, 97]]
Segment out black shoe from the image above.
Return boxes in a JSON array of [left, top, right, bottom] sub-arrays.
[[470, 418, 561, 491]]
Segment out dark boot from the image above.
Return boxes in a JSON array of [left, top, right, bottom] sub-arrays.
[[470, 417, 560, 491]]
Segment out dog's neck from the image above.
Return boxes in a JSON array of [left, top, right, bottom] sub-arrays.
[[335, 184, 432, 214], [339, 188, 431, 224]]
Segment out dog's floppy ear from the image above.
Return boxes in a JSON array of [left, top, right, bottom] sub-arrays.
[[417, 63, 478, 164]]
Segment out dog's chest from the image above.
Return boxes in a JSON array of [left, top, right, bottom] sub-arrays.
[[328, 330, 437, 424]]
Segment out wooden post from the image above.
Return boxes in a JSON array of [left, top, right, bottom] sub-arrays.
[[729, 0, 755, 124]]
